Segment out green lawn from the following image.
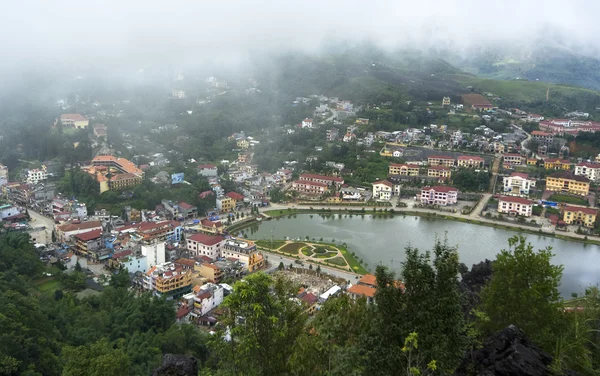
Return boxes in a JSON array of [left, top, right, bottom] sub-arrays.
[[279, 242, 306, 255], [313, 252, 337, 259], [548, 194, 589, 206], [339, 248, 368, 274], [36, 278, 61, 293], [301, 247, 314, 257], [325, 257, 347, 266], [255, 240, 286, 249]]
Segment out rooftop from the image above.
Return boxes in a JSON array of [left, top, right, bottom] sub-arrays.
[[359, 274, 377, 286], [294, 180, 328, 187], [548, 172, 589, 182], [372, 180, 393, 187], [421, 185, 458, 193], [509, 172, 530, 179], [60, 113, 88, 121], [347, 284, 376, 298], [225, 192, 245, 201], [58, 220, 102, 233], [299, 173, 343, 183], [564, 206, 598, 215], [188, 233, 225, 246], [74, 229, 103, 242], [498, 196, 534, 205]]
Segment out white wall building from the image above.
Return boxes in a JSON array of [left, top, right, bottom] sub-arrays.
[[0, 163, 8, 187], [186, 233, 225, 259], [503, 172, 536, 196], [193, 283, 224, 316], [420, 186, 458, 206], [121, 255, 148, 274], [301, 118, 314, 129], [498, 196, 533, 217], [141, 241, 166, 269], [372, 180, 395, 200], [27, 166, 48, 185], [575, 162, 600, 182]]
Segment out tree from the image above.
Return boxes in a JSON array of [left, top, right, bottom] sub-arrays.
[[316, 265, 321, 274], [278, 262, 284, 271], [62, 338, 131, 376], [478, 235, 563, 351]]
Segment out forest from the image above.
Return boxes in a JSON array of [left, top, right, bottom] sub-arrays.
[[3, 231, 600, 375]]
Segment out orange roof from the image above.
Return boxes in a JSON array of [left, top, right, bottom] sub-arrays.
[[92, 155, 142, 175], [60, 113, 88, 121], [347, 284, 376, 298], [359, 274, 377, 286]]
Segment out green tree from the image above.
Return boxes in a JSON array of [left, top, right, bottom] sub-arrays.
[[478, 235, 563, 351], [62, 338, 131, 376]]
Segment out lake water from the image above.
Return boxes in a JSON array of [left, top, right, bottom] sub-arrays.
[[245, 214, 600, 297]]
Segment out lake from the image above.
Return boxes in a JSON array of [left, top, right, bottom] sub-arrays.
[[245, 214, 600, 297]]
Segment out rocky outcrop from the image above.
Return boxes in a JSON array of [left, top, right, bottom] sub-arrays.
[[459, 260, 493, 315], [455, 325, 555, 376], [152, 354, 198, 376]]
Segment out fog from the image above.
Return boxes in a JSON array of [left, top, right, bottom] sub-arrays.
[[1, 0, 600, 74]]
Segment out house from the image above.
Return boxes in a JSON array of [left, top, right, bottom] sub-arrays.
[[503, 172, 536, 196], [59, 114, 89, 129], [216, 197, 235, 212], [86, 155, 144, 193], [225, 192, 245, 208], [562, 206, 598, 228], [546, 172, 590, 196], [427, 166, 452, 179], [172, 89, 186, 99], [372, 180, 398, 200], [73, 229, 103, 255], [471, 104, 494, 112], [144, 262, 192, 300], [57, 220, 103, 242], [456, 155, 485, 169], [326, 128, 339, 142], [389, 163, 419, 176], [301, 118, 314, 129], [0, 163, 7, 187], [27, 166, 48, 185], [574, 162, 600, 182], [342, 132, 356, 143], [193, 283, 224, 316], [110, 250, 148, 274], [420, 186, 458, 206], [497, 196, 533, 217], [93, 124, 108, 138], [177, 202, 197, 218], [221, 238, 264, 272], [199, 190, 214, 200], [299, 292, 319, 315], [427, 156, 455, 167], [527, 114, 544, 122], [355, 118, 370, 125], [544, 158, 571, 170], [502, 154, 525, 167], [347, 274, 378, 304], [187, 233, 225, 259], [198, 164, 218, 177], [442, 97, 451, 106], [291, 180, 328, 195], [531, 131, 553, 145], [200, 219, 224, 235], [527, 158, 540, 166], [236, 138, 250, 149], [118, 221, 183, 242], [298, 173, 344, 188], [194, 263, 224, 283]]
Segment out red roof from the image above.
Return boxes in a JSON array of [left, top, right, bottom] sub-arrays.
[[58, 220, 102, 233], [457, 155, 484, 161], [532, 131, 552, 136], [510, 172, 529, 179], [201, 219, 222, 227], [74, 229, 103, 242], [201, 263, 221, 270], [372, 180, 393, 187], [428, 165, 451, 171], [174, 258, 196, 267], [564, 206, 597, 215], [359, 274, 377, 286], [421, 186, 458, 193], [176, 306, 191, 319], [503, 153, 523, 158], [225, 192, 245, 201], [301, 293, 318, 305], [188, 233, 225, 246], [112, 250, 132, 259], [199, 190, 214, 199], [428, 156, 455, 160], [498, 196, 533, 205], [299, 173, 343, 183], [198, 164, 217, 169], [577, 162, 600, 168], [178, 202, 195, 210], [347, 284, 377, 298]]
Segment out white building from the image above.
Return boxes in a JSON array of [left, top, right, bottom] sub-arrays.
[[301, 118, 314, 129], [503, 172, 536, 196], [0, 163, 7, 187], [498, 196, 533, 217], [372, 180, 396, 200], [420, 186, 458, 206], [27, 166, 48, 185], [575, 162, 600, 182], [141, 241, 166, 269], [186, 233, 225, 259], [172, 89, 186, 99], [0, 204, 19, 219], [192, 283, 224, 316], [121, 255, 148, 274]]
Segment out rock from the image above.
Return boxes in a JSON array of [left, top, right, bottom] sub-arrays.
[[152, 354, 198, 376], [455, 325, 554, 376], [459, 260, 493, 315]]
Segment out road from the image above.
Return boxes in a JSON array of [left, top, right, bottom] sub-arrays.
[[262, 252, 361, 283], [28, 208, 55, 241]]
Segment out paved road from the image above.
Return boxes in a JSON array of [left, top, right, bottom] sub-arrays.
[[28, 208, 54, 242]]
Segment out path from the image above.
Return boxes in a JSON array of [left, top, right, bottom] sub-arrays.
[[469, 193, 492, 218], [262, 252, 360, 282], [264, 240, 352, 272], [489, 155, 501, 194]]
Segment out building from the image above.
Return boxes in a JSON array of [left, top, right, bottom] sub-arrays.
[[531, 131, 554, 145], [221, 238, 264, 272], [562, 206, 598, 228], [326, 128, 339, 142], [199, 219, 223, 235], [427, 166, 452, 179], [472, 104, 494, 112], [442, 97, 451, 106], [141, 242, 166, 269], [420, 186, 458, 206], [497, 196, 533, 217], [144, 262, 193, 300], [73, 229, 103, 255], [216, 197, 236, 212], [57, 221, 103, 242], [546, 172, 590, 196], [457, 155, 485, 169], [544, 158, 571, 170], [59, 114, 89, 129], [236, 138, 249, 149], [27, 166, 48, 185], [389, 163, 419, 176], [93, 124, 108, 138], [194, 263, 224, 283], [0, 204, 20, 220], [193, 283, 224, 316], [347, 274, 377, 304], [225, 192, 245, 207], [574, 162, 600, 182], [177, 202, 197, 218], [86, 155, 144, 193], [172, 89, 186, 99], [427, 156, 455, 167], [301, 118, 314, 129], [502, 154, 525, 167], [298, 173, 344, 188], [372, 180, 396, 200], [186, 233, 225, 259], [291, 180, 328, 195], [110, 250, 148, 274], [0, 163, 8, 187], [527, 114, 545, 122], [503, 172, 536, 196], [198, 164, 218, 177]]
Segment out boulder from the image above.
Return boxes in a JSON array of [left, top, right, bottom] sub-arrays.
[[152, 354, 198, 376]]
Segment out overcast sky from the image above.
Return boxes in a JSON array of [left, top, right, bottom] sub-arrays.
[[1, 0, 599, 72]]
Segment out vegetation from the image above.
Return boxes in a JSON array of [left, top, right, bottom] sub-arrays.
[[278, 242, 307, 255], [255, 240, 286, 249], [548, 193, 589, 206], [452, 168, 490, 192]]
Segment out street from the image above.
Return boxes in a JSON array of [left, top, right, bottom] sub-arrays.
[[28, 208, 55, 241]]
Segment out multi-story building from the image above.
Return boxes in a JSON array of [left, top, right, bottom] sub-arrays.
[[497, 196, 533, 217], [301, 118, 314, 129], [93, 124, 107, 138], [221, 238, 264, 272], [291, 180, 328, 195], [110, 250, 148, 274], [27, 166, 48, 185], [225, 192, 245, 208], [192, 283, 224, 316], [59, 114, 89, 129], [198, 164, 218, 177], [420, 186, 458, 206], [562, 206, 598, 228], [109, 173, 143, 191], [388, 163, 419, 176], [194, 263, 224, 283], [546, 172, 590, 196], [574, 162, 600, 182], [457, 155, 485, 169], [73, 229, 103, 255], [144, 262, 193, 300], [427, 166, 452, 179], [298, 173, 344, 188], [544, 158, 571, 170], [531, 130, 554, 145], [199, 219, 224, 235], [442, 96, 451, 106], [427, 156, 455, 167], [172, 89, 186, 99], [372, 180, 397, 200], [57, 220, 103, 242], [0, 163, 8, 187], [347, 274, 378, 304], [326, 128, 339, 142], [86, 155, 144, 193], [503, 172, 536, 196], [118, 221, 183, 242], [502, 154, 525, 167], [141, 242, 166, 269], [186, 233, 225, 259], [216, 196, 236, 212]]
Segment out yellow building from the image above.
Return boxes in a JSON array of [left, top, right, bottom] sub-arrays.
[[546, 172, 590, 196], [544, 158, 571, 170], [60, 114, 89, 129], [563, 206, 598, 228], [427, 166, 452, 178], [237, 138, 249, 149], [389, 163, 419, 176], [428, 156, 455, 167], [217, 197, 235, 212], [442, 96, 451, 106], [527, 158, 539, 166], [145, 263, 193, 299]]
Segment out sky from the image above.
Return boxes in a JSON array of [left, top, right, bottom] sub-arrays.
[[1, 0, 599, 72]]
